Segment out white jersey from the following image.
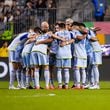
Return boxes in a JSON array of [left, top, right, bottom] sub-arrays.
[[8, 32, 29, 51], [73, 30, 87, 59], [22, 42, 35, 54], [88, 30, 102, 52], [55, 30, 74, 59], [31, 33, 50, 55]]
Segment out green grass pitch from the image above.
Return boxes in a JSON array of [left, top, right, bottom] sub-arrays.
[[0, 81, 110, 110]]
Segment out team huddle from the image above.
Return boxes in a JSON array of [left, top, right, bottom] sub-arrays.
[[8, 18, 102, 90]]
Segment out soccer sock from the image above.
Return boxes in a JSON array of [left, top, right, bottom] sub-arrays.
[[9, 63, 16, 87], [34, 69, 40, 87], [20, 70, 26, 87], [74, 68, 80, 86], [26, 74, 31, 87], [16, 69, 21, 86], [31, 77, 35, 87], [9, 63, 16, 86], [90, 65, 95, 85], [73, 68, 76, 86], [81, 68, 86, 84], [44, 69, 50, 87], [57, 68, 62, 85], [92, 65, 99, 85], [64, 68, 70, 85]]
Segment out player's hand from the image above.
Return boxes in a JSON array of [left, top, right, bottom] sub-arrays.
[[60, 37, 66, 41], [47, 31, 53, 36], [60, 42, 66, 47], [35, 42, 40, 45]]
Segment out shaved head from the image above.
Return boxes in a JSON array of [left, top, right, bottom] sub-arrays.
[[41, 21, 49, 33]]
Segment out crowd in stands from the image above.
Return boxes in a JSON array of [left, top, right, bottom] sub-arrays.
[[0, 0, 56, 34], [0, 0, 109, 35]]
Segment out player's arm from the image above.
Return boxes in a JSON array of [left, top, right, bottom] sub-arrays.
[[60, 39, 75, 47], [35, 38, 53, 45], [47, 31, 66, 41], [25, 38, 36, 45]]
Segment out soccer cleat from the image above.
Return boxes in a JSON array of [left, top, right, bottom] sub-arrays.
[[62, 85, 69, 89], [20, 86, 26, 89], [71, 84, 76, 88], [45, 86, 50, 90], [89, 85, 100, 90], [50, 85, 55, 89], [9, 86, 20, 90], [58, 85, 62, 89], [35, 86, 40, 90], [72, 85, 81, 90], [26, 85, 34, 89]]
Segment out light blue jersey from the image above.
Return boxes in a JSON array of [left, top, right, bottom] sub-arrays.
[[88, 30, 102, 52], [8, 32, 29, 51], [22, 42, 35, 54], [73, 30, 87, 59], [31, 33, 50, 55], [55, 30, 74, 59]]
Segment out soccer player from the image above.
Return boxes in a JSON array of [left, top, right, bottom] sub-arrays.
[[71, 22, 88, 89], [48, 22, 60, 89], [8, 31, 34, 89], [21, 27, 42, 89], [87, 29, 102, 89], [55, 22, 75, 89]]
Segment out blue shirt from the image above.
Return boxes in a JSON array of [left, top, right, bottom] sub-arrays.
[[92, 0, 108, 16]]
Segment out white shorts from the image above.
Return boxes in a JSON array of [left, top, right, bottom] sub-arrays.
[[92, 51, 102, 65], [31, 52, 49, 66], [22, 53, 31, 68], [56, 59, 71, 68], [9, 51, 21, 63], [74, 57, 87, 68]]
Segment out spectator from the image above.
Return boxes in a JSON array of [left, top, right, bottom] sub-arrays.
[[0, 15, 5, 35], [0, 1, 5, 16], [13, 9, 25, 34], [0, 41, 8, 57], [3, 12, 13, 23], [47, 0, 56, 29], [24, 1, 35, 29], [35, 0, 47, 27], [92, 0, 108, 21]]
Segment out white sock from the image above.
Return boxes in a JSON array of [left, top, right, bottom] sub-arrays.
[[32, 77, 35, 87], [9, 63, 16, 86], [44, 69, 50, 87], [34, 69, 40, 87], [92, 65, 99, 85], [81, 68, 86, 84], [74, 68, 80, 86], [16, 69, 21, 86], [64, 68, 70, 84], [57, 68, 62, 85], [20, 70, 26, 87]]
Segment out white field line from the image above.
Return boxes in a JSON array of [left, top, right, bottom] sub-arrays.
[[6, 93, 56, 98]]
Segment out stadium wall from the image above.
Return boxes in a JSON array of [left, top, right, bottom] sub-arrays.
[[0, 57, 110, 81]]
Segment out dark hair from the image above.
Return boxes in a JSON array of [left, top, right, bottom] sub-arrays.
[[34, 27, 42, 34], [79, 23, 86, 27], [71, 22, 80, 26], [58, 22, 65, 28]]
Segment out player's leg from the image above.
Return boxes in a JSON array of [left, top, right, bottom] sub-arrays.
[[73, 57, 81, 89], [34, 66, 40, 89], [63, 59, 71, 89], [9, 62, 19, 89], [56, 59, 62, 89], [44, 65, 50, 89]]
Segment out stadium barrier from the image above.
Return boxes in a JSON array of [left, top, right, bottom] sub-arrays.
[[0, 57, 110, 81]]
